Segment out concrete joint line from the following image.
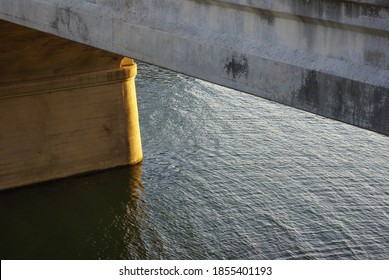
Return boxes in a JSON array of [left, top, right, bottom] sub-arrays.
[[0, 69, 132, 99]]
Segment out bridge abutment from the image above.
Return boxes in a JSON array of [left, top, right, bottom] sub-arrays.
[[0, 21, 142, 190]]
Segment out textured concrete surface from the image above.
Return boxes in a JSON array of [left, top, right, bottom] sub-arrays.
[[0, 21, 139, 190], [0, 0, 388, 134]]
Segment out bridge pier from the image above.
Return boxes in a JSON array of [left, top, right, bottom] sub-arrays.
[[0, 21, 142, 190]]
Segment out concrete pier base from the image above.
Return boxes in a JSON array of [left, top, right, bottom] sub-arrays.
[[0, 21, 142, 190]]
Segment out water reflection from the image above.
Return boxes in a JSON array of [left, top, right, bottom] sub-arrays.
[[128, 163, 145, 202], [0, 164, 162, 259]]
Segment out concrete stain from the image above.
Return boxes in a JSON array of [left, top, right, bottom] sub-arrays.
[[258, 9, 274, 26], [51, 7, 89, 42], [224, 54, 248, 79], [371, 87, 389, 132], [296, 70, 320, 110], [334, 80, 345, 120], [364, 50, 385, 68], [361, 5, 381, 18], [294, 69, 389, 135]]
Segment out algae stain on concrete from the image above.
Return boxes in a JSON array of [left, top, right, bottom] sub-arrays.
[[224, 54, 248, 79]]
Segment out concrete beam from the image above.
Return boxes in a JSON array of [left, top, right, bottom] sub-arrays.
[[0, 0, 388, 135]]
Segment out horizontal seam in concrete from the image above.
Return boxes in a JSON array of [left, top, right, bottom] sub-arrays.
[[0, 68, 131, 99]]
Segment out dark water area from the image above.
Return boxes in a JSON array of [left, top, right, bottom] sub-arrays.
[[0, 63, 388, 259]]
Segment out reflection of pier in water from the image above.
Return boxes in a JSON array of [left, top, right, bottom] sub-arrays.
[[0, 164, 162, 259]]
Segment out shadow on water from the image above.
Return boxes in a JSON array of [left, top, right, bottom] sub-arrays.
[[0, 164, 162, 259]]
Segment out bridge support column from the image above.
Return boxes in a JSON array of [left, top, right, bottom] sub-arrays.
[[0, 21, 142, 190], [121, 58, 143, 165]]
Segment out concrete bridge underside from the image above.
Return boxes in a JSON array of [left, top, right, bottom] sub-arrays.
[[0, 0, 388, 189]]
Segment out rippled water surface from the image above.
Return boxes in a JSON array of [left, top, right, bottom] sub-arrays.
[[0, 63, 388, 259]]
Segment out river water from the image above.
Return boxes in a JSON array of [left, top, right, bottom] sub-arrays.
[[0, 63, 388, 259]]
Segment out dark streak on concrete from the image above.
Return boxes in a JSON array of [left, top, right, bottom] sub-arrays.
[[361, 5, 381, 17], [292, 69, 389, 135], [224, 54, 248, 79], [364, 50, 385, 67], [296, 71, 320, 110], [371, 87, 389, 131], [258, 9, 274, 25], [51, 7, 89, 42]]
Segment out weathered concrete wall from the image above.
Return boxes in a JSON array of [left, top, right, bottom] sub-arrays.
[[0, 21, 140, 190], [0, 0, 388, 134]]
